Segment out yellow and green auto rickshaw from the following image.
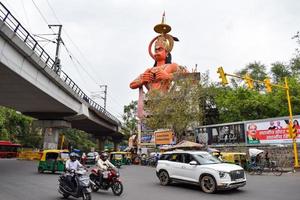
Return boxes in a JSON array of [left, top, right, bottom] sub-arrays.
[[109, 152, 129, 168], [37, 149, 69, 173], [219, 152, 248, 169]]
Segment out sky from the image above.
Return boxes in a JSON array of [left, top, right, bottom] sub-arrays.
[[2, 0, 300, 121]]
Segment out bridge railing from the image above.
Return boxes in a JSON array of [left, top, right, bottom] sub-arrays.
[[0, 2, 121, 125]]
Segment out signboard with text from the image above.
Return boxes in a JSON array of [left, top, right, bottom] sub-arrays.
[[155, 130, 175, 145], [246, 118, 300, 144]]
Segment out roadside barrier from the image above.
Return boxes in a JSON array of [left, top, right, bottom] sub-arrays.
[[18, 151, 41, 160]]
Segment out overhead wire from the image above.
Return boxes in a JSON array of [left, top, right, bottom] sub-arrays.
[[3, 0, 124, 121], [45, 0, 106, 89], [31, 0, 51, 30], [20, 0, 31, 32], [44, 0, 125, 120], [31, 0, 95, 94]]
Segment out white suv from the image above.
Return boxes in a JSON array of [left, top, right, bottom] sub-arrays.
[[156, 150, 246, 193]]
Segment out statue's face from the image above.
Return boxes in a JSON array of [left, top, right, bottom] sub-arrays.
[[154, 45, 167, 62]]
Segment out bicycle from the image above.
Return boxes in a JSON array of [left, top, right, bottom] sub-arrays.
[[248, 160, 283, 176]]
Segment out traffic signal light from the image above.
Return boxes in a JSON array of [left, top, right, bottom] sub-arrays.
[[244, 74, 254, 89], [217, 67, 228, 86], [264, 78, 272, 93]]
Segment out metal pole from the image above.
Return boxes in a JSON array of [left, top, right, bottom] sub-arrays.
[[60, 135, 65, 150], [99, 85, 107, 109], [285, 77, 299, 168], [49, 24, 62, 74]]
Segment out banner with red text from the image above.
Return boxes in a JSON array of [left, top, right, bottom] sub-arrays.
[[246, 118, 300, 144]]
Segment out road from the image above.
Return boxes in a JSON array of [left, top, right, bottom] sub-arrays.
[[0, 159, 299, 200]]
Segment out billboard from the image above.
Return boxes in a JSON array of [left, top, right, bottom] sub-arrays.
[[155, 130, 176, 145], [141, 132, 155, 143], [204, 123, 245, 145], [140, 121, 155, 144], [246, 118, 300, 144], [195, 127, 208, 145]]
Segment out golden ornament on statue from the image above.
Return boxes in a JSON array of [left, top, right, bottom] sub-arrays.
[[153, 12, 172, 34]]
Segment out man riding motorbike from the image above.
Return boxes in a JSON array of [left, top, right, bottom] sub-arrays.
[[65, 152, 83, 191], [96, 152, 117, 183]]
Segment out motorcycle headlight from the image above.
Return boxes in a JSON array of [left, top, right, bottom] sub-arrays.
[[83, 179, 90, 186], [219, 171, 228, 178]]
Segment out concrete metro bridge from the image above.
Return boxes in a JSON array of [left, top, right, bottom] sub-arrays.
[[0, 3, 123, 150]]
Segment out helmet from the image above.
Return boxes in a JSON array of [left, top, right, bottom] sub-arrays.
[[100, 152, 108, 161], [70, 152, 77, 161]]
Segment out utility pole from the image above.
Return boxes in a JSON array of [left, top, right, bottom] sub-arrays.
[[49, 24, 63, 74], [91, 85, 107, 109], [99, 85, 107, 109]]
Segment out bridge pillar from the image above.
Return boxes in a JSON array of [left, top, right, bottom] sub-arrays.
[[33, 120, 71, 150], [97, 136, 105, 152], [113, 141, 119, 151]]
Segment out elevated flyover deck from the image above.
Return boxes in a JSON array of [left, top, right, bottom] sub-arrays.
[[0, 2, 122, 141]]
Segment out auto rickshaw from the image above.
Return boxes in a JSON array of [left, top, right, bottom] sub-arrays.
[[125, 152, 132, 165], [38, 149, 69, 173], [219, 152, 248, 169], [109, 152, 128, 168]]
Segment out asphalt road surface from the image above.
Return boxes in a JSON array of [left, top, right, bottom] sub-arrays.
[[0, 159, 299, 200]]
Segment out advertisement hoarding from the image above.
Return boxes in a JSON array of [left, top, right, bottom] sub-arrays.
[[208, 124, 245, 145], [155, 130, 176, 145], [195, 123, 245, 145], [246, 118, 300, 144], [141, 131, 155, 143]]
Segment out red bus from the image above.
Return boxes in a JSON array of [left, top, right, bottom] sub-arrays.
[[0, 140, 21, 158]]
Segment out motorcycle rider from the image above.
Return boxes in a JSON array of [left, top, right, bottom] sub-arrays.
[[65, 152, 83, 191], [96, 152, 117, 183]]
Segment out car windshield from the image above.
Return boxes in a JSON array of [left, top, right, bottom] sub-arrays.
[[193, 153, 221, 165]]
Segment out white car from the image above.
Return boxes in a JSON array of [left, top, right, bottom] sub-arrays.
[[156, 150, 246, 193]]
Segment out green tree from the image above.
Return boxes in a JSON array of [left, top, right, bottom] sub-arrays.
[[270, 62, 291, 83], [213, 72, 300, 123], [236, 62, 268, 90], [0, 106, 41, 147], [213, 86, 276, 122], [63, 128, 96, 153], [121, 100, 138, 138], [144, 75, 206, 142]]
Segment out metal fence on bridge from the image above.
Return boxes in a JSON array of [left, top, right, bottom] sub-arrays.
[[0, 2, 120, 125]]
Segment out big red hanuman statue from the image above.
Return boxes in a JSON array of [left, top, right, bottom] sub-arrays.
[[130, 14, 187, 93]]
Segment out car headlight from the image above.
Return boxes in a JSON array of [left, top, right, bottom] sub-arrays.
[[219, 171, 228, 178]]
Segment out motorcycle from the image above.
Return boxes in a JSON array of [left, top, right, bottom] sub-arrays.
[[147, 156, 158, 167], [89, 167, 123, 196], [58, 168, 92, 200]]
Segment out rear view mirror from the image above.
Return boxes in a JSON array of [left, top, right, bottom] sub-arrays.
[[189, 160, 197, 165]]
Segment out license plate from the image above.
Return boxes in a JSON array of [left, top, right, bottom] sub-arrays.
[[103, 172, 109, 178], [235, 178, 244, 182]]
